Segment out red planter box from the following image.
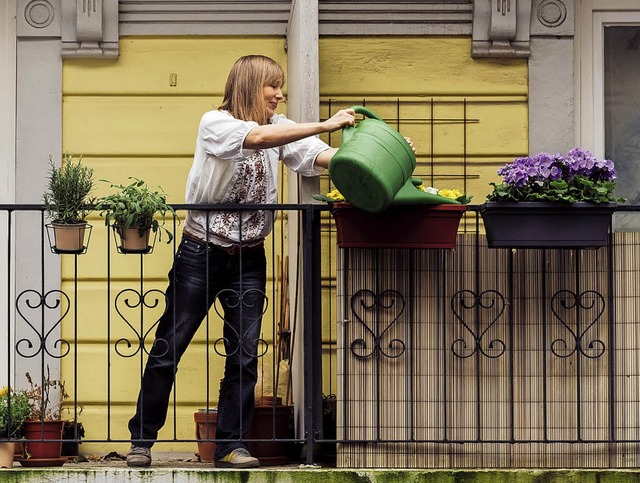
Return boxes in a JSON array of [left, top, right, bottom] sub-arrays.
[[330, 202, 466, 249]]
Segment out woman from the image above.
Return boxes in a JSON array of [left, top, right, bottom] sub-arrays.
[[126, 55, 357, 469]]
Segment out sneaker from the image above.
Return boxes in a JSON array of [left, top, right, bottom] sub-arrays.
[[126, 445, 152, 467], [214, 448, 260, 469]]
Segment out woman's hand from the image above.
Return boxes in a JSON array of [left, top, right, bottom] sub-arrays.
[[322, 109, 356, 132], [405, 137, 416, 154]]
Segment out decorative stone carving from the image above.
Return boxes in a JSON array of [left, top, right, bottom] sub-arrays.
[[61, 0, 118, 58], [472, 0, 533, 58], [530, 0, 573, 36], [17, 0, 60, 37], [24, 0, 55, 29], [537, 0, 567, 28]]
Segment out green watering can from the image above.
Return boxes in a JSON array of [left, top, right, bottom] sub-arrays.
[[329, 106, 459, 213]]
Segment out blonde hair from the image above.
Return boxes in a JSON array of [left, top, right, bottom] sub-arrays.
[[219, 55, 285, 126]]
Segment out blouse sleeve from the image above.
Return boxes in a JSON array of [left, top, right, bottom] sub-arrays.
[[274, 115, 330, 177], [198, 110, 259, 161]]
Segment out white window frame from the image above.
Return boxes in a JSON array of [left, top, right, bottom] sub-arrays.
[[576, 0, 640, 159]]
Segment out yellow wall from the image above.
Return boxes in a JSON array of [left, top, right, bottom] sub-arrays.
[[317, 36, 528, 207], [316, 36, 528, 398], [61, 35, 527, 454], [62, 37, 288, 453]]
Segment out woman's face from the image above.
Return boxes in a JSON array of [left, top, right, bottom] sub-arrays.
[[263, 83, 284, 117]]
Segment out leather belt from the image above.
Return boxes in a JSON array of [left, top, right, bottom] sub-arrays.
[[182, 230, 264, 256]]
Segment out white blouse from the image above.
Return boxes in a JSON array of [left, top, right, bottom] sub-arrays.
[[183, 109, 329, 246]]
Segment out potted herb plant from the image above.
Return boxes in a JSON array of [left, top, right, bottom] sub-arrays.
[[316, 180, 471, 249], [0, 386, 31, 468], [43, 153, 94, 254], [480, 148, 621, 248], [19, 368, 69, 467], [96, 177, 175, 253]]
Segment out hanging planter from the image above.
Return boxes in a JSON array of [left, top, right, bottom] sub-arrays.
[[42, 153, 94, 255], [46, 222, 92, 254], [479, 201, 616, 249], [97, 177, 175, 255], [330, 202, 466, 249], [113, 225, 155, 254]]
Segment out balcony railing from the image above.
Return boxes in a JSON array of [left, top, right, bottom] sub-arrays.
[[3, 203, 640, 469]]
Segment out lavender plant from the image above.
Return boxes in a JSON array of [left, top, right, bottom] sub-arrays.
[[487, 148, 621, 204]]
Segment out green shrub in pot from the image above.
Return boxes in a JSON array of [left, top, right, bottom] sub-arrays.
[[96, 177, 175, 252]]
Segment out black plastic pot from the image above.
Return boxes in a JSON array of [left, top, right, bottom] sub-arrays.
[[479, 202, 616, 249]]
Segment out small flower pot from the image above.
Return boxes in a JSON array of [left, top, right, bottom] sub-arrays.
[[479, 201, 616, 249], [331, 202, 466, 249], [0, 441, 15, 468], [114, 226, 154, 254], [20, 420, 66, 466], [46, 222, 91, 254]]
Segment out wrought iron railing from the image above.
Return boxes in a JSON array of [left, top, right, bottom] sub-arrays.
[[4, 204, 640, 468]]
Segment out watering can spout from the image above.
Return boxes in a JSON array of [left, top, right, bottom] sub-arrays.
[[390, 178, 460, 206]]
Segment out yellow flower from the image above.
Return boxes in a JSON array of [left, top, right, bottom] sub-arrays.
[[326, 189, 345, 201], [418, 185, 439, 195], [0, 386, 9, 398], [438, 188, 462, 200]]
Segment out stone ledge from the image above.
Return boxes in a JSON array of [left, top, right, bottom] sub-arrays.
[[3, 467, 640, 483]]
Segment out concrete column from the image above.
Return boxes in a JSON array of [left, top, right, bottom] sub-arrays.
[[528, 0, 575, 153], [0, 0, 17, 387], [15, 0, 63, 384], [286, 0, 320, 439]]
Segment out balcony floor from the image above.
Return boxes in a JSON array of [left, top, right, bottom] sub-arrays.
[[3, 453, 640, 483]]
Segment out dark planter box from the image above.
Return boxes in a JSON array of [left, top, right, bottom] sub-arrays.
[[331, 202, 466, 249], [479, 201, 616, 249], [194, 404, 293, 466]]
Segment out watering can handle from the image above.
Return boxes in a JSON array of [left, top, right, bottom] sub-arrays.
[[342, 105, 383, 143], [350, 105, 383, 121]]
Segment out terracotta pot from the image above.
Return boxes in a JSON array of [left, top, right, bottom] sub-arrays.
[[117, 226, 150, 253], [246, 404, 292, 466], [23, 420, 64, 459], [51, 222, 88, 253], [0, 441, 15, 468], [13, 442, 23, 458]]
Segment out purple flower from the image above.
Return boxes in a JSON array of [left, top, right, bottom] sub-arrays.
[[499, 148, 617, 186]]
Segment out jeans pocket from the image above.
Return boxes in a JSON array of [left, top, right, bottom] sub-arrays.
[[177, 237, 207, 257]]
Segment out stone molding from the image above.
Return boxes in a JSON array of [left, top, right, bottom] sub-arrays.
[[472, 0, 573, 58], [16, 1, 577, 61], [319, 1, 473, 35], [17, 0, 118, 58], [61, 0, 118, 58], [118, 0, 291, 36]]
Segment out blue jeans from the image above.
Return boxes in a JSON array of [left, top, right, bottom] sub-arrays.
[[128, 235, 267, 459]]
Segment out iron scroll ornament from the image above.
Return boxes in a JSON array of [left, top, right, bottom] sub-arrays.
[[16, 289, 71, 359], [450, 289, 506, 359], [550, 290, 606, 359], [114, 288, 169, 359], [349, 289, 406, 360], [213, 288, 269, 360]]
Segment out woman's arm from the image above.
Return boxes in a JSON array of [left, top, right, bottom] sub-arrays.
[[243, 109, 355, 150], [314, 148, 338, 169]]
